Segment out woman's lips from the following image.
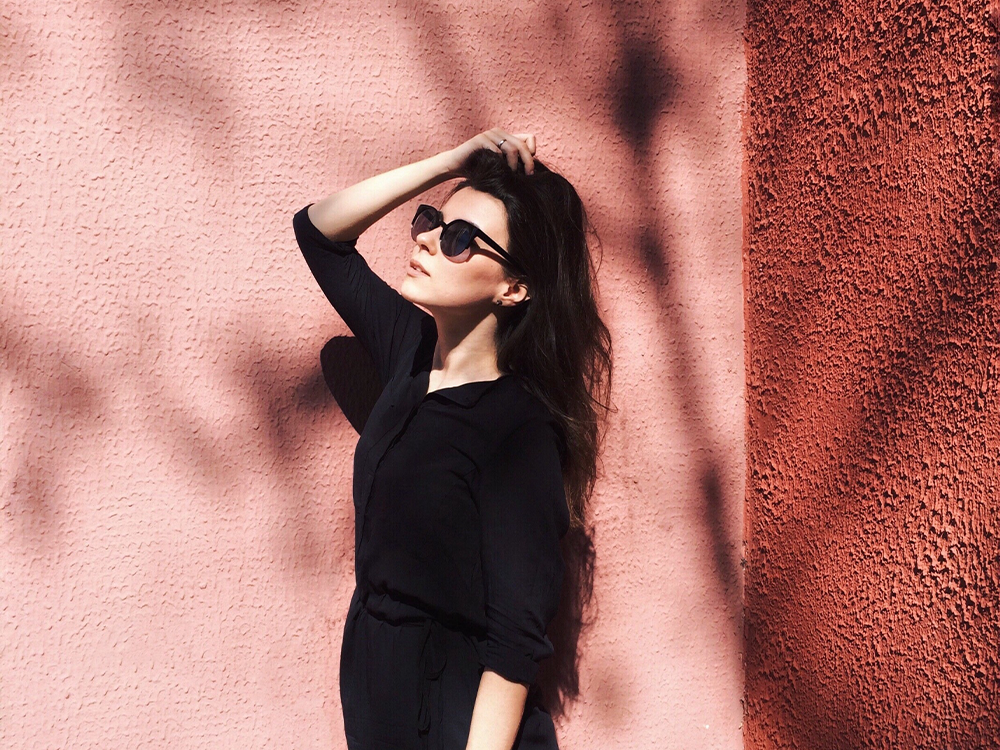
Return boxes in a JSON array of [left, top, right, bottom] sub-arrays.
[[408, 259, 430, 276]]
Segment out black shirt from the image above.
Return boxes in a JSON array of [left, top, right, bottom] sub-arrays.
[[294, 206, 569, 748]]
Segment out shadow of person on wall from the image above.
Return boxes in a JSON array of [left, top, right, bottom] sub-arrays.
[[320, 336, 384, 435]]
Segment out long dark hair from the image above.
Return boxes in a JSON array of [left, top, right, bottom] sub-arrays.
[[451, 148, 613, 531], [450, 148, 614, 719]]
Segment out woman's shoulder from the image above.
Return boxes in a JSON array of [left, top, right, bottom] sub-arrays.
[[479, 376, 566, 460], [484, 374, 553, 420]]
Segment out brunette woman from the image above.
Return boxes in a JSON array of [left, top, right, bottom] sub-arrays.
[[293, 128, 612, 750]]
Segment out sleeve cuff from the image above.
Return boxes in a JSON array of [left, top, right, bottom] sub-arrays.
[[292, 204, 360, 256], [481, 640, 544, 686]]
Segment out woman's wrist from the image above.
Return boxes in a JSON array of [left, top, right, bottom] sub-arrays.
[[416, 149, 461, 186], [432, 147, 464, 180]]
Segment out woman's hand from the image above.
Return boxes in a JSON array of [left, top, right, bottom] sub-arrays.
[[444, 128, 537, 176]]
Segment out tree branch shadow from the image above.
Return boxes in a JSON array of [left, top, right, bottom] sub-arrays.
[[603, 0, 744, 651], [1, 309, 106, 556]]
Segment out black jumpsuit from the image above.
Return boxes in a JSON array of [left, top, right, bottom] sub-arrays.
[[294, 206, 569, 750]]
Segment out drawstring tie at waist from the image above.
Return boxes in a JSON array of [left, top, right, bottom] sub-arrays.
[[416, 617, 448, 735], [356, 589, 449, 739]]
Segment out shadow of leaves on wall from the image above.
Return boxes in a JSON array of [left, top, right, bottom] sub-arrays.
[[1, 311, 107, 556], [5, 0, 749, 740], [607, 4, 744, 625]]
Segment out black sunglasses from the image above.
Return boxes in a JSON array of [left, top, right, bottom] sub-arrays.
[[411, 204, 525, 274]]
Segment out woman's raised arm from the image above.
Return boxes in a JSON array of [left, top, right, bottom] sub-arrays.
[[306, 128, 535, 241]]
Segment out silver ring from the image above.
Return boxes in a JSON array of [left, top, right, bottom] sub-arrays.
[[496, 139, 506, 149]]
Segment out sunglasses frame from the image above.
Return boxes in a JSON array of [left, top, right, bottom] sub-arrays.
[[411, 204, 526, 275]]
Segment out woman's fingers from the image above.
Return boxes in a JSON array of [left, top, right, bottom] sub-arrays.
[[490, 129, 517, 170], [511, 136, 534, 174], [486, 128, 508, 154], [473, 128, 536, 174], [490, 129, 535, 175], [513, 133, 536, 155]]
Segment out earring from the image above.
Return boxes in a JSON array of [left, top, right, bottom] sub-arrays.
[[494, 300, 503, 306]]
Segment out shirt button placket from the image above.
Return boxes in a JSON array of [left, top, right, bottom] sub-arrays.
[[357, 392, 426, 548]]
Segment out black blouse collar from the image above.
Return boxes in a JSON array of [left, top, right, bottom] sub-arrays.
[[410, 314, 513, 409]]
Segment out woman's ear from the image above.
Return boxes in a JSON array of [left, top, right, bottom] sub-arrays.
[[513, 280, 530, 304], [498, 279, 530, 306]]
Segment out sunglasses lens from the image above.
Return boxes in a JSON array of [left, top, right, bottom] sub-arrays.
[[411, 207, 438, 241], [441, 224, 474, 260]]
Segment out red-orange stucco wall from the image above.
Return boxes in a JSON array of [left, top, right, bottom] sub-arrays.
[[744, 2, 1000, 748]]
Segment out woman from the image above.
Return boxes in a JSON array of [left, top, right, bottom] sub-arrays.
[[293, 128, 612, 750]]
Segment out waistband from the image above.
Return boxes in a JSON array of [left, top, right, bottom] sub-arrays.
[[351, 588, 447, 738], [351, 588, 487, 741], [358, 588, 436, 624], [356, 588, 485, 636]]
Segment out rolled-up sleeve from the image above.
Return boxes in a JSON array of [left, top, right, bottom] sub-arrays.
[[475, 417, 571, 686], [293, 204, 427, 387]]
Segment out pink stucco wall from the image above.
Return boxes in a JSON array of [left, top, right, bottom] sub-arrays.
[[1, 1, 746, 748]]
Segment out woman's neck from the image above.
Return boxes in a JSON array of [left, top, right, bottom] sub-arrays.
[[430, 313, 503, 386]]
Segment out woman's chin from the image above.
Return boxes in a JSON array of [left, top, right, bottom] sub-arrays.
[[401, 287, 432, 314]]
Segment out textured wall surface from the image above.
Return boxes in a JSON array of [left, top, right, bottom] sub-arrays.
[[744, 1, 999, 748], [1, 1, 746, 748]]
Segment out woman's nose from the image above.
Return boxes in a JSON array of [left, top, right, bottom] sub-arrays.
[[415, 227, 442, 254]]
